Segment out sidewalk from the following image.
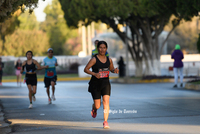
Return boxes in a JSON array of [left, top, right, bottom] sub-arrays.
[[0, 101, 12, 134]]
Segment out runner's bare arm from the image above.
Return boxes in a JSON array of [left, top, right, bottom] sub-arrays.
[[55, 59, 58, 66], [34, 60, 48, 70], [20, 61, 26, 73], [109, 58, 119, 74], [55, 62, 58, 66], [84, 57, 100, 79]]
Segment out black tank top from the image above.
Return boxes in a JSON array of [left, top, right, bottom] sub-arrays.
[[91, 55, 110, 81], [15, 62, 22, 70], [24, 60, 37, 73]]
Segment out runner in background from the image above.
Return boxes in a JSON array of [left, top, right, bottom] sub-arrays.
[[15, 59, 22, 86], [84, 41, 118, 129], [0, 57, 4, 86], [43, 48, 58, 104], [21, 51, 48, 109]]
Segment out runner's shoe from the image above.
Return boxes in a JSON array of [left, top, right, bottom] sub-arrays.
[[51, 95, 56, 101], [103, 121, 110, 129], [28, 104, 33, 109], [48, 98, 51, 104], [32, 95, 36, 102], [91, 105, 97, 118]]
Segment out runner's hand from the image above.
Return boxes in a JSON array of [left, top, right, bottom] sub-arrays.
[[113, 68, 119, 74], [55, 63, 58, 66], [45, 65, 49, 68], [94, 73, 101, 79]]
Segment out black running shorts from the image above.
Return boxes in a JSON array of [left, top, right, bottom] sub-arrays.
[[25, 73, 37, 86], [88, 79, 111, 100], [44, 75, 57, 88]]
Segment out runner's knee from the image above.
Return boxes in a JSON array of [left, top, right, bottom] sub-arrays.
[[95, 103, 101, 109]]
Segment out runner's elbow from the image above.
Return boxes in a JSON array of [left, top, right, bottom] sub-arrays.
[[84, 68, 88, 73]]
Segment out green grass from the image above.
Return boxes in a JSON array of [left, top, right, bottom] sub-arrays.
[[130, 76, 142, 79], [3, 74, 78, 80], [189, 81, 200, 84]]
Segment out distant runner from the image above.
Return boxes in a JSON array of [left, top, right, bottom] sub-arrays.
[[15, 59, 22, 86], [43, 48, 58, 104], [21, 51, 48, 109]]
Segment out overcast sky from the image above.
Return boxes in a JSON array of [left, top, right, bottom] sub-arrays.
[[34, 0, 52, 22]]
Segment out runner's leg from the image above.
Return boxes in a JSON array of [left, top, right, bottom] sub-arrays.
[[102, 95, 110, 121], [46, 87, 50, 99], [19, 73, 22, 86], [27, 85, 32, 103], [17, 75, 19, 85], [51, 81, 55, 96], [93, 99, 101, 110], [32, 85, 37, 94]]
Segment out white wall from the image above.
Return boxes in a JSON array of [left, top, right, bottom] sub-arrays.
[[1, 54, 200, 76]]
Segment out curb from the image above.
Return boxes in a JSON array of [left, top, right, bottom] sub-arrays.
[[185, 83, 200, 91], [0, 101, 12, 134], [2, 76, 118, 83], [112, 78, 174, 84]]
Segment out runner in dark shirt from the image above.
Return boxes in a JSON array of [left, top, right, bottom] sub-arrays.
[[84, 41, 118, 129], [21, 51, 48, 109]]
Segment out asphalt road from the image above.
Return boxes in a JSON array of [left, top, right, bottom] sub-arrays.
[[0, 81, 200, 134]]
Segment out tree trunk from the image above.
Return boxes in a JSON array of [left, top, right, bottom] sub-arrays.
[[1, 35, 5, 52], [144, 58, 161, 75], [135, 60, 143, 76], [107, 18, 166, 77]]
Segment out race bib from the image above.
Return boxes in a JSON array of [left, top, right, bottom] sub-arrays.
[[47, 71, 54, 77], [99, 68, 109, 78], [17, 67, 21, 70]]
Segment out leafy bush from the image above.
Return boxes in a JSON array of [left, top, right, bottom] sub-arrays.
[[3, 61, 15, 75], [69, 62, 79, 71]]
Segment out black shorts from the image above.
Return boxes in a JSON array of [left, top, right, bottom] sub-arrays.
[[88, 79, 111, 100], [44, 76, 57, 88], [25, 73, 37, 86]]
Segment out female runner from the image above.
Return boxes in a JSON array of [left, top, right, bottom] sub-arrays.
[[84, 41, 118, 129], [21, 51, 48, 109]]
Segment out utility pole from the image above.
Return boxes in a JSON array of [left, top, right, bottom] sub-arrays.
[[82, 25, 87, 56], [125, 24, 129, 78], [87, 25, 92, 56]]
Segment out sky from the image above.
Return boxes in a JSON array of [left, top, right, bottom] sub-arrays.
[[34, 0, 52, 22]]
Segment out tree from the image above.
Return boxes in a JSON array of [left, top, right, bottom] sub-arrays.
[[165, 16, 199, 54], [1, 29, 49, 56], [0, 0, 42, 22], [18, 11, 39, 30], [59, 0, 200, 76], [40, 0, 78, 55], [0, 11, 49, 56], [0, 0, 42, 55], [0, 9, 21, 54], [64, 37, 82, 55], [197, 34, 200, 53]]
